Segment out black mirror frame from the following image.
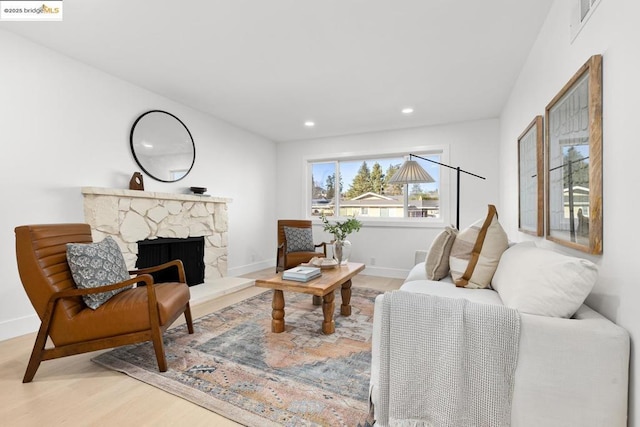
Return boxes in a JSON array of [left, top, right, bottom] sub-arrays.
[[130, 110, 196, 183]]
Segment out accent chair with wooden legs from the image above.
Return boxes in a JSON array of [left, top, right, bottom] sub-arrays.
[[276, 219, 328, 272], [15, 223, 194, 383]]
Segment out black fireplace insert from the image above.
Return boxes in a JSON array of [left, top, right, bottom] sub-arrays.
[[136, 236, 205, 286]]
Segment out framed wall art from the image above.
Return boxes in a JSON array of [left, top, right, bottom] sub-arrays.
[[545, 54, 602, 254], [518, 116, 544, 236]]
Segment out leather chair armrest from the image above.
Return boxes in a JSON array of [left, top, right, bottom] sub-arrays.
[[49, 274, 154, 303], [36, 274, 163, 355], [315, 242, 328, 256], [130, 259, 186, 283], [37, 275, 155, 339]]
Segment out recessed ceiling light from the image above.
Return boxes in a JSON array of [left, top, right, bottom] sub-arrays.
[[304, 121, 315, 127], [401, 107, 414, 115]]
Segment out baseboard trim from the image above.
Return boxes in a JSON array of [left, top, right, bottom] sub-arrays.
[[189, 277, 255, 306], [358, 265, 409, 279], [0, 313, 40, 342], [228, 260, 274, 277]]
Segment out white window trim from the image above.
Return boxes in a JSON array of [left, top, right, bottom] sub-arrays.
[[570, 0, 602, 42], [304, 145, 451, 229]]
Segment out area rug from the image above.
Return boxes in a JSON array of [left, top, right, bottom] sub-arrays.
[[92, 286, 380, 427]]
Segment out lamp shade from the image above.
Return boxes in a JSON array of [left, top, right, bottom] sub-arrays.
[[388, 160, 435, 184]]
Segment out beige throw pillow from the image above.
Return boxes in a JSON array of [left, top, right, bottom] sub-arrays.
[[425, 226, 458, 280], [449, 205, 509, 289]]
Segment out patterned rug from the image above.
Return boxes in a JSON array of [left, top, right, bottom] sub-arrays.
[[92, 286, 380, 427]]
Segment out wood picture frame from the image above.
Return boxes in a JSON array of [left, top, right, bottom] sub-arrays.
[[545, 54, 602, 254], [518, 116, 544, 236]]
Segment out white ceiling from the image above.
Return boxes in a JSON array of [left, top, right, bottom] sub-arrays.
[[1, 0, 553, 142]]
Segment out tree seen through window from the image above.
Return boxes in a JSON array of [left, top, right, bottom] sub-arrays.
[[310, 154, 442, 219]]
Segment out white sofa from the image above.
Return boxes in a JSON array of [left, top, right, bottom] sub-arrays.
[[370, 243, 630, 426]]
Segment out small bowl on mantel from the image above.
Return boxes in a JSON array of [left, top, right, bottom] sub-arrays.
[[190, 186, 207, 195]]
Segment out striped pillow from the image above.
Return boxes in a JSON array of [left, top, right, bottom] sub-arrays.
[[449, 205, 509, 289]]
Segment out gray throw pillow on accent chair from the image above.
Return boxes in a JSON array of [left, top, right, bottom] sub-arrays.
[[283, 226, 315, 253], [66, 236, 132, 309]]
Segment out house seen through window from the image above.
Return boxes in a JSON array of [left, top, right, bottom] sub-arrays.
[[310, 152, 443, 220]]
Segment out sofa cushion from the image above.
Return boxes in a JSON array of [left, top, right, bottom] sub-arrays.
[[284, 226, 315, 253], [401, 280, 504, 306], [449, 205, 509, 289], [406, 262, 454, 284], [66, 236, 132, 310], [492, 242, 598, 318], [425, 226, 457, 280]]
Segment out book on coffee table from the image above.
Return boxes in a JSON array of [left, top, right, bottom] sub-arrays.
[[282, 266, 321, 282]]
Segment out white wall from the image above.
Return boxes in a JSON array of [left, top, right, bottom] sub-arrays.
[[499, 0, 640, 423], [0, 29, 277, 341], [276, 119, 501, 277]]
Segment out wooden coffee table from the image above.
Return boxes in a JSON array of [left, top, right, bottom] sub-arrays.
[[255, 262, 365, 334]]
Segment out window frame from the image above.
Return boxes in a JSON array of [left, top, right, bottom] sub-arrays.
[[304, 145, 451, 229]]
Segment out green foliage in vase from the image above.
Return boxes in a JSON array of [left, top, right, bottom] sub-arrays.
[[320, 214, 362, 242]]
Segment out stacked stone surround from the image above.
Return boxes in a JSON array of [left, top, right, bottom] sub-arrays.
[[81, 187, 231, 281]]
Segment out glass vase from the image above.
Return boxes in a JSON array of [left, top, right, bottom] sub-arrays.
[[333, 239, 352, 265]]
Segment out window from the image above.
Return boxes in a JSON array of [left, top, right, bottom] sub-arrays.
[[570, 0, 602, 41], [309, 149, 447, 223]]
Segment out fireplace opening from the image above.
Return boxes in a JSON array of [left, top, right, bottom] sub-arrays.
[[136, 237, 205, 286]]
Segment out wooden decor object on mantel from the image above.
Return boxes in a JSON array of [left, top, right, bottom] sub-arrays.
[[129, 172, 144, 190]]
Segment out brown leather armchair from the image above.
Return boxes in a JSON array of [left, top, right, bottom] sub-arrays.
[[15, 223, 194, 383], [276, 219, 328, 272]]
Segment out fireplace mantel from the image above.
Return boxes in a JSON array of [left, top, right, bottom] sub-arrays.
[[82, 187, 232, 204], [81, 187, 232, 281]]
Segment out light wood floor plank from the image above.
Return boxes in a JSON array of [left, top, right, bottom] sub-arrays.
[[0, 270, 402, 426]]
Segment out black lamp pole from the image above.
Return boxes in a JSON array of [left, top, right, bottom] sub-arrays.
[[409, 154, 486, 230]]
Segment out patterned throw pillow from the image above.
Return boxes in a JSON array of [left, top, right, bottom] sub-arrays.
[[425, 226, 458, 280], [284, 226, 315, 253], [66, 236, 132, 309], [449, 205, 509, 289]]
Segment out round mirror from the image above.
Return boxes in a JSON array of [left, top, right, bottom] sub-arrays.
[[130, 110, 196, 182]]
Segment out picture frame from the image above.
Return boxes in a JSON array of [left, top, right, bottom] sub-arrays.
[[518, 116, 544, 236], [545, 54, 602, 254]]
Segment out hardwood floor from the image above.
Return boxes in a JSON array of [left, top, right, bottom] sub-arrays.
[[1, 269, 403, 426]]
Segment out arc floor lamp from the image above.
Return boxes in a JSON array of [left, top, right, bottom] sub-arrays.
[[388, 154, 486, 230]]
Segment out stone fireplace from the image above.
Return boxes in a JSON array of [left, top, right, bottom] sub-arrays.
[[81, 187, 231, 282]]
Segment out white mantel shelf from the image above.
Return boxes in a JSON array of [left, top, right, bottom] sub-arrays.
[[82, 187, 232, 204]]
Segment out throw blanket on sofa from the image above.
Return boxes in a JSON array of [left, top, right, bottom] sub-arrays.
[[377, 291, 520, 427]]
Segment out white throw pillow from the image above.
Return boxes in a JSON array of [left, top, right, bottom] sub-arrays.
[[492, 242, 598, 318]]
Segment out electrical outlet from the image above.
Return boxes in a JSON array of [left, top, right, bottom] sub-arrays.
[[370, 257, 376, 265]]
